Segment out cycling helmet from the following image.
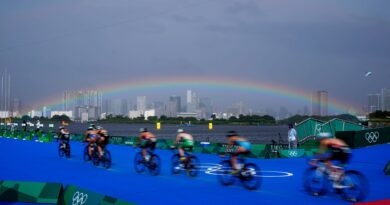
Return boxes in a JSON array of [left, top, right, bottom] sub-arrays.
[[177, 128, 184, 133], [96, 126, 103, 130], [226, 131, 238, 137], [87, 126, 93, 131], [59, 126, 64, 130], [139, 128, 147, 133], [317, 132, 332, 139]]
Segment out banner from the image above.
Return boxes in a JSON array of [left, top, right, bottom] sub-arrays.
[[0, 180, 63, 204], [336, 127, 390, 148], [278, 149, 306, 158], [59, 185, 136, 205]]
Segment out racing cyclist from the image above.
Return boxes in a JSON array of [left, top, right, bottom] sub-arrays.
[[58, 126, 70, 149], [136, 128, 157, 162], [313, 132, 351, 189], [96, 126, 110, 159], [82, 126, 99, 160], [171, 129, 194, 163], [220, 131, 252, 175]]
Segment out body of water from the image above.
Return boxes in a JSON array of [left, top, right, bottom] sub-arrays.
[[64, 123, 289, 144]]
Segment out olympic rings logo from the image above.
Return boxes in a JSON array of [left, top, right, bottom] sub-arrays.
[[365, 131, 379, 143], [288, 150, 298, 157], [72, 191, 88, 205]]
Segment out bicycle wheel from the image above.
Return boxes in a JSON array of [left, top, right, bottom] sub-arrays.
[[58, 144, 65, 157], [187, 155, 200, 177], [148, 154, 161, 176], [217, 160, 235, 186], [303, 167, 329, 196], [103, 150, 112, 169], [83, 146, 91, 162], [92, 149, 100, 166], [241, 163, 261, 190], [340, 170, 369, 202], [134, 152, 146, 173], [171, 154, 181, 174]]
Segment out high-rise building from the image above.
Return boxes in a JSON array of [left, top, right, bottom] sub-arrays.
[[368, 93, 381, 113], [137, 96, 146, 114], [186, 90, 198, 113], [153, 101, 165, 117], [199, 97, 213, 118], [0, 70, 11, 112], [311, 90, 328, 116], [167, 96, 181, 117], [63, 90, 102, 120], [381, 88, 390, 111], [104, 99, 127, 116]]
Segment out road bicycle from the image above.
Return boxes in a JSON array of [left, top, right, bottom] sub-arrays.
[[303, 158, 369, 202], [170, 147, 199, 177], [134, 148, 161, 176], [216, 155, 261, 190]]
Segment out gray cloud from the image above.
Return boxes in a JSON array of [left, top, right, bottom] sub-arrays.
[[1, 0, 389, 113]]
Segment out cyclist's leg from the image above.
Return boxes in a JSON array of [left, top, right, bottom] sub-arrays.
[[97, 139, 104, 158], [149, 141, 156, 161], [231, 152, 239, 170], [178, 146, 186, 161], [89, 138, 96, 157]]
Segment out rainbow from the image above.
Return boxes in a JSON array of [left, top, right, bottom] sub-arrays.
[[29, 76, 361, 114]]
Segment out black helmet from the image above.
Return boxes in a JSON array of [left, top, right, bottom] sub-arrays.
[[139, 128, 147, 133], [226, 131, 238, 137]]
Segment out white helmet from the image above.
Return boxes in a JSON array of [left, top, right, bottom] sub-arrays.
[[177, 128, 184, 133]]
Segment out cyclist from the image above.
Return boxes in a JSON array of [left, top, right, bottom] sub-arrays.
[[313, 132, 351, 188], [58, 126, 70, 149], [171, 129, 194, 163], [82, 126, 99, 160], [221, 131, 252, 174], [96, 126, 110, 159], [136, 128, 157, 162]]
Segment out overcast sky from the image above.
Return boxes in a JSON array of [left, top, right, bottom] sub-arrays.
[[1, 0, 389, 113]]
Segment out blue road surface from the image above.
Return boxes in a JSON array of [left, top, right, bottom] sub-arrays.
[[0, 138, 389, 205]]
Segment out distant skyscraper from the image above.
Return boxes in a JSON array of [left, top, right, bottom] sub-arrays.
[[311, 90, 328, 116], [63, 90, 102, 119], [106, 99, 127, 116], [368, 93, 381, 113], [381, 88, 390, 111], [186, 90, 198, 113], [153, 101, 165, 117], [200, 97, 213, 118], [0, 70, 11, 112], [168, 96, 181, 117], [137, 96, 146, 113]]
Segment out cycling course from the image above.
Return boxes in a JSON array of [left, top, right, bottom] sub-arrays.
[[0, 138, 389, 205]]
